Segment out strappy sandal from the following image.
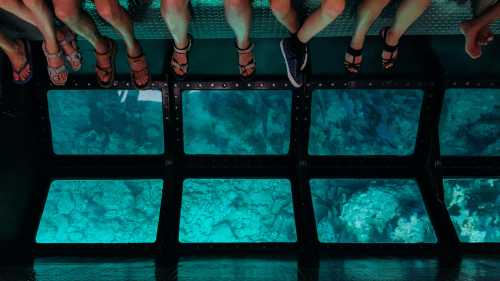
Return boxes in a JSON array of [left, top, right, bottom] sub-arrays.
[[57, 26, 82, 71], [42, 42, 68, 86], [237, 42, 256, 80], [344, 46, 363, 75], [12, 39, 33, 85], [170, 35, 192, 80], [95, 39, 117, 88], [128, 48, 151, 89], [380, 27, 399, 71]]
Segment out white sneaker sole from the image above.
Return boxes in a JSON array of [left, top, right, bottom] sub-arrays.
[[280, 39, 302, 88]]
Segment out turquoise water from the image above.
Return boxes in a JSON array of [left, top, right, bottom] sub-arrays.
[[310, 179, 436, 243], [48, 90, 164, 155], [440, 88, 500, 155], [308, 89, 423, 155], [444, 178, 500, 242], [179, 179, 297, 243], [36, 179, 163, 243], [182, 90, 292, 155]]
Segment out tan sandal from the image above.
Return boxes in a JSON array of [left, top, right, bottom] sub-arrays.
[[128, 49, 151, 89], [170, 34, 192, 80], [57, 26, 82, 71], [237, 42, 256, 80], [95, 39, 116, 88], [42, 42, 68, 86]]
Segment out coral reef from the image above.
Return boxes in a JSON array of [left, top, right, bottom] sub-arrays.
[[310, 179, 436, 243], [179, 179, 297, 242], [444, 178, 500, 242], [308, 89, 423, 155], [440, 88, 500, 155], [182, 90, 292, 155], [36, 179, 163, 243], [48, 90, 164, 155]]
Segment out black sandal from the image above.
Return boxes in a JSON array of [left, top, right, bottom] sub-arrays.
[[344, 46, 363, 74], [95, 39, 117, 88], [380, 27, 399, 70], [236, 42, 256, 81], [170, 34, 192, 80]]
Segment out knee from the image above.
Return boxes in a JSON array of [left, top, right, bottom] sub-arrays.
[[96, 1, 122, 24], [21, 0, 43, 10], [161, 0, 188, 18], [270, 0, 292, 17], [321, 0, 345, 18], [54, 3, 80, 24]]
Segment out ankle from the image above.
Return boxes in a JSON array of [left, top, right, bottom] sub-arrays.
[[127, 40, 142, 57], [386, 28, 401, 46]]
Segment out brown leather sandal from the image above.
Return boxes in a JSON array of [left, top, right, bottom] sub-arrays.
[[128, 49, 151, 89], [57, 26, 82, 71], [42, 42, 68, 86], [95, 39, 117, 88], [170, 34, 192, 80], [12, 39, 33, 85], [237, 42, 256, 80]]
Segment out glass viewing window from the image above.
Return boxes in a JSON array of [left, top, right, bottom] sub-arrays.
[[310, 179, 436, 243], [182, 90, 292, 155], [179, 178, 297, 243], [308, 89, 424, 155], [36, 179, 163, 243], [440, 88, 500, 156], [48, 89, 164, 155], [444, 178, 500, 243]]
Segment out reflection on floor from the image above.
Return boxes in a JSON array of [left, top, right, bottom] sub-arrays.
[[0, 257, 499, 281]]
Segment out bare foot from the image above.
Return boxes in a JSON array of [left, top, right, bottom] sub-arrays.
[[478, 26, 494, 46], [460, 20, 482, 59], [7, 39, 31, 82]]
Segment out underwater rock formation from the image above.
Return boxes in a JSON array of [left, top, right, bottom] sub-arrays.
[[182, 90, 292, 155], [440, 88, 500, 155], [444, 178, 500, 242], [179, 179, 297, 242], [308, 89, 423, 155], [310, 179, 436, 243], [48, 90, 164, 155], [36, 179, 163, 243]]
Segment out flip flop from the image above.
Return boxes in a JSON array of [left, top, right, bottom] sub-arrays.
[[12, 39, 33, 85]]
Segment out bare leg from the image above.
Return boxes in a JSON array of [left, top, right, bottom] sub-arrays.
[[0, 31, 31, 81], [224, 0, 255, 77], [94, 0, 142, 57], [161, 0, 191, 76], [53, 0, 109, 53], [474, 0, 496, 44], [270, 0, 300, 33], [382, 0, 431, 65], [297, 0, 345, 43], [345, 0, 391, 72], [460, 3, 500, 58]]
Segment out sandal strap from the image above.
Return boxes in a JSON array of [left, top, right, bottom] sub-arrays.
[[128, 53, 148, 72], [236, 42, 254, 54], [239, 59, 256, 71], [47, 64, 66, 76], [173, 35, 192, 54], [42, 42, 64, 59], [347, 46, 363, 57]]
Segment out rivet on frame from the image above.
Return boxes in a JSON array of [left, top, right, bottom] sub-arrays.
[[330, 83, 335, 87], [186, 83, 191, 87], [198, 84, 202, 87], [259, 83, 264, 87], [174, 83, 178, 88], [210, 83, 215, 87], [272, 83, 276, 87], [223, 83, 227, 88], [125, 82, 130, 87], [284, 83, 288, 87], [318, 83, 323, 87], [368, 82, 373, 87], [235, 83, 240, 87], [247, 83, 252, 87]]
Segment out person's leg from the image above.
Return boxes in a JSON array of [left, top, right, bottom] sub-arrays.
[[53, 0, 109, 53], [461, 2, 500, 58], [0, 31, 31, 82], [297, 0, 346, 43], [345, 0, 390, 73], [161, 0, 191, 77], [474, 0, 496, 44], [381, 0, 430, 67], [224, 0, 255, 77], [270, 0, 300, 33], [94, 0, 149, 87]]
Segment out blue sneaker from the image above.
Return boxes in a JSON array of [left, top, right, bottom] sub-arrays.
[[280, 37, 305, 88]]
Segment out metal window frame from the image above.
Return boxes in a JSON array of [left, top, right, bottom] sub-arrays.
[[5, 75, 498, 259]]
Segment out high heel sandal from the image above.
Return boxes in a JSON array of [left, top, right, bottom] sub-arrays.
[[42, 42, 68, 86], [57, 26, 82, 71], [344, 46, 363, 75], [170, 34, 192, 80], [380, 26, 399, 71], [237, 42, 256, 81]]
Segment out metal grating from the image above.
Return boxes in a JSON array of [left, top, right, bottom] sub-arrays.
[[83, 0, 500, 39]]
